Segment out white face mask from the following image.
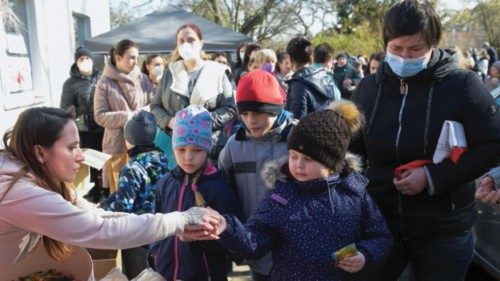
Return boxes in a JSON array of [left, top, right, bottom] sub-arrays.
[[77, 60, 93, 74], [178, 43, 202, 60], [152, 65, 164, 78], [239, 52, 245, 61]]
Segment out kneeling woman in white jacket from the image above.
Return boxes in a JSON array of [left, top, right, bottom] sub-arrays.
[[0, 107, 217, 268]]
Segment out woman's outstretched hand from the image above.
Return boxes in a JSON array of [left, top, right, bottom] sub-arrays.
[[180, 207, 227, 240]]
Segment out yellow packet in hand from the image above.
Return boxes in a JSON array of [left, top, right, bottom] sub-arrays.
[[332, 243, 357, 265]]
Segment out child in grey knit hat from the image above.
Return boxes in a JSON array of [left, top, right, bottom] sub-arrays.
[[101, 110, 169, 279]]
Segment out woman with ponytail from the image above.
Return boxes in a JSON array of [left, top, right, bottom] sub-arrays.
[[285, 36, 338, 120], [94, 39, 154, 195], [0, 107, 220, 271], [152, 105, 239, 281]]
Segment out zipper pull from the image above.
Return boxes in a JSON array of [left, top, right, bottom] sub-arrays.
[[400, 79, 408, 95]]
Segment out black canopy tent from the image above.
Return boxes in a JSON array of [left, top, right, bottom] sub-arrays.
[[84, 7, 252, 54]]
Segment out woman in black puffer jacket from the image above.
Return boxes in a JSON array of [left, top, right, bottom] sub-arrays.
[[349, 1, 500, 280]]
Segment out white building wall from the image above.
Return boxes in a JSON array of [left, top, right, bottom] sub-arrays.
[[0, 0, 110, 137]]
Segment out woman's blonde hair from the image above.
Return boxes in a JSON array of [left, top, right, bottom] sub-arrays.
[[480, 49, 489, 60], [251, 49, 277, 69], [1, 107, 75, 261]]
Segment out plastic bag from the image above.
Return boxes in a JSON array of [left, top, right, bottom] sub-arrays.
[[131, 268, 166, 281], [99, 267, 128, 281]]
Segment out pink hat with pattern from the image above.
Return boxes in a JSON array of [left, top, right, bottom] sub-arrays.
[[172, 105, 212, 152]]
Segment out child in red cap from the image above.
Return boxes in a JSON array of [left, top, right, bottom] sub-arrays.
[[219, 70, 297, 280]]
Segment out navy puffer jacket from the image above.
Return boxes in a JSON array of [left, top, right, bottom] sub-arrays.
[[285, 66, 337, 119], [219, 156, 392, 281], [153, 163, 240, 281]]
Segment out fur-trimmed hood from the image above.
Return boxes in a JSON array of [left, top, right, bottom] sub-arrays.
[[260, 152, 363, 189]]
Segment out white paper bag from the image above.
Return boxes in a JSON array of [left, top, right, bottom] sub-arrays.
[[82, 149, 112, 170], [433, 120, 467, 164], [0, 240, 94, 281]]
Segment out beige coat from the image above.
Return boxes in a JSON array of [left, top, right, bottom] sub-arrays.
[[0, 152, 185, 267], [94, 61, 153, 155]]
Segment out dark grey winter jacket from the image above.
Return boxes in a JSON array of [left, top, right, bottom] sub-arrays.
[[60, 64, 101, 132]]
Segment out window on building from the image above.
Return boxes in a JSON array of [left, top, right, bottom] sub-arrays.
[[73, 13, 91, 48], [3, 0, 33, 94]]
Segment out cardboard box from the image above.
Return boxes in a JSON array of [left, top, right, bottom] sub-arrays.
[[86, 248, 122, 280], [0, 241, 93, 281], [74, 149, 111, 197]]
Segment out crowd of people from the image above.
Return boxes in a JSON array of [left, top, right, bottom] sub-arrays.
[[1, 0, 500, 281]]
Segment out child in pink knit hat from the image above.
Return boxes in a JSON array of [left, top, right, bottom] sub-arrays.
[[152, 105, 240, 281]]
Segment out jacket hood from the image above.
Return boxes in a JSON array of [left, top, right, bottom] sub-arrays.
[[0, 153, 33, 184], [235, 109, 296, 142], [376, 48, 458, 84], [102, 58, 141, 86], [289, 66, 335, 100], [260, 152, 363, 189]]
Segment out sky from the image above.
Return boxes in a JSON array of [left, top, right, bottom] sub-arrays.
[[113, 0, 479, 13], [438, 0, 477, 11]]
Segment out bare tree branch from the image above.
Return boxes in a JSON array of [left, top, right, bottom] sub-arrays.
[[239, 0, 276, 34], [132, 0, 156, 9], [109, 0, 338, 42], [206, 0, 222, 24]]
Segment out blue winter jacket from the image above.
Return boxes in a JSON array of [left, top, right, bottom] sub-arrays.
[[153, 163, 240, 281], [285, 66, 338, 120], [101, 148, 168, 214], [219, 157, 392, 281]]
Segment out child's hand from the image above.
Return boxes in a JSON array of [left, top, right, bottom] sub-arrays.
[[181, 229, 217, 241], [180, 207, 227, 240], [476, 176, 500, 204], [181, 206, 220, 231], [338, 252, 365, 273], [167, 117, 176, 130]]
